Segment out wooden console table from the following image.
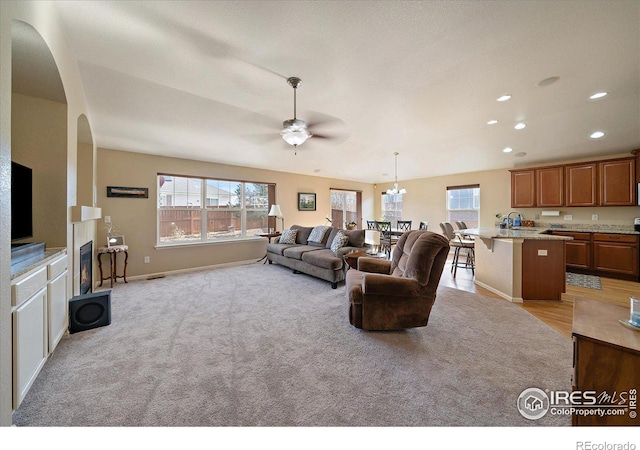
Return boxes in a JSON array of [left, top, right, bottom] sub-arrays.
[[572, 297, 640, 426], [98, 245, 129, 287]]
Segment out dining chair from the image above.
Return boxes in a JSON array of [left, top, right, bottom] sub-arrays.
[[376, 221, 392, 258], [367, 220, 377, 230], [397, 220, 412, 231], [439, 222, 475, 277], [419, 221, 428, 230]]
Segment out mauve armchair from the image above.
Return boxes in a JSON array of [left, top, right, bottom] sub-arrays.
[[345, 230, 450, 331]]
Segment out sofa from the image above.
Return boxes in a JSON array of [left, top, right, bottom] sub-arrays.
[[266, 225, 367, 288]]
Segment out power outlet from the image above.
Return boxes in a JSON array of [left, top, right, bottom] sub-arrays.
[[104, 215, 111, 223], [592, 214, 598, 221], [537, 249, 548, 256], [564, 215, 573, 221], [144, 256, 150, 263]]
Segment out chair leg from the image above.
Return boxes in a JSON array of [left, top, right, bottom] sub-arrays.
[[452, 247, 461, 277]]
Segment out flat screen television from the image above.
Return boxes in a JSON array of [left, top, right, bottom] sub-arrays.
[[11, 161, 33, 241]]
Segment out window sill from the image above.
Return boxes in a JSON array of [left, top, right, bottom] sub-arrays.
[[155, 236, 264, 250]]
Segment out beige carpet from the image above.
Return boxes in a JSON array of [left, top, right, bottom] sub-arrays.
[[13, 262, 572, 426]]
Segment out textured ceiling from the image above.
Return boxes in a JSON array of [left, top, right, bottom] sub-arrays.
[[39, 1, 640, 183]]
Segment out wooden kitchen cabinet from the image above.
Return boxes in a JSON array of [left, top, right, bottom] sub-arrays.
[[552, 232, 591, 269], [510, 169, 536, 208], [536, 166, 564, 207], [598, 158, 636, 206], [572, 298, 640, 426], [593, 233, 639, 277], [565, 162, 598, 207]]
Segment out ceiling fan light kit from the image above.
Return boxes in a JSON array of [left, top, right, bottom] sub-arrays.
[[281, 76, 312, 148], [386, 152, 407, 195]]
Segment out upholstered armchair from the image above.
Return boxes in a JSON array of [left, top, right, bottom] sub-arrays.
[[345, 230, 450, 331]]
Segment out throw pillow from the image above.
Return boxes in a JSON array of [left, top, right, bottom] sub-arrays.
[[307, 225, 331, 246], [279, 229, 298, 244], [330, 230, 349, 255]]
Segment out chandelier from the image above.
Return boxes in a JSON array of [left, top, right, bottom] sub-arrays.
[[386, 152, 406, 195]]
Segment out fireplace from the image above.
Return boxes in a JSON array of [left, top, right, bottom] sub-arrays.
[[80, 241, 93, 295]]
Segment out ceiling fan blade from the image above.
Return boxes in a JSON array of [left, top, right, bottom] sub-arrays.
[[304, 111, 346, 129], [310, 131, 350, 144], [242, 133, 282, 144]]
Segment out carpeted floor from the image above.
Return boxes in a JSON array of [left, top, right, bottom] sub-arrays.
[[566, 272, 602, 290], [13, 262, 572, 426]]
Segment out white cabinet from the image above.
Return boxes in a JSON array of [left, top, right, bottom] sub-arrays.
[[12, 287, 48, 409], [11, 250, 68, 410], [47, 255, 68, 353]]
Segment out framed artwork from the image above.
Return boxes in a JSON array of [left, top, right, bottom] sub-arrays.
[[107, 186, 149, 198], [298, 193, 316, 211]]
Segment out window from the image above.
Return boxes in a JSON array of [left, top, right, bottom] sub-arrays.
[[381, 193, 403, 226], [330, 189, 360, 228], [447, 184, 480, 228], [158, 174, 273, 245]]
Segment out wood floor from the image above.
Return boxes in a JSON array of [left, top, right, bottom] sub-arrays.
[[439, 257, 640, 338]]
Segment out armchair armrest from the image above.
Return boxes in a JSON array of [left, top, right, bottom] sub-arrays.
[[362, 273, 420, 298], [358, 257, 391, 274]]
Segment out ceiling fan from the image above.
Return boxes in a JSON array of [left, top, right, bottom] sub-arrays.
[[278, 77, 346, 153]]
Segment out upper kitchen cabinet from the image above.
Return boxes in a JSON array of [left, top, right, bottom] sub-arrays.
[[565, 162, 598, 207], [536, 166, 564, 207], [510, 169, 536, 208], [510, 154, 637, 208], [598, 158, 636, 206]]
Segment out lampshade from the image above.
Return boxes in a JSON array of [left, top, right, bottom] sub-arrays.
[[281, 129, 311, 147], [365, 229, 380, 246], [268, 204, 283, 217]]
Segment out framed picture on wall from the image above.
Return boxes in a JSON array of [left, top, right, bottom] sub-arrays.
[[298, 193, 316, 211], [107, 186, 149, 198]]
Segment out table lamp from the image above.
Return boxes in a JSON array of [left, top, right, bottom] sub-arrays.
[[365, 229, 380, 255], [268, 204, 285, 232]]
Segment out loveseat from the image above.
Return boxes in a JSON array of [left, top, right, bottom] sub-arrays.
[[266, 225, 366, 288]]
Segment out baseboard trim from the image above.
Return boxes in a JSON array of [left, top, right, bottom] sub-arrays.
[[474, 279, 523, 303], [125, 259, 258, 282]]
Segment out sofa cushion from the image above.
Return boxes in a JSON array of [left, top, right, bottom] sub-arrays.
[[301, 248, 343, 270], [266, 243, 297, 255], [308, 225, 331, 246], [345, 229, 365, 248], [291, 225, 314, 245], [279, 229, 298, 244], [283, 245, 322, 261], [330, 230, 350, 254]]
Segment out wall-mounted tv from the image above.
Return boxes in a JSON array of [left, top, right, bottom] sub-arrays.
[[11, 161, 33, 241]]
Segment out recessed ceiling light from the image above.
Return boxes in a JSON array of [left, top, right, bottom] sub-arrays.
[[497, 94, 512, 102], [515, 152, 527, 158], [537, 76, 559, 87], [487, 120, 498, 125], [381, 172, 388, 177], [514, 122, 526, 130], [590, 131, 606, 139], [589, 92, 608, 100], [313, 169, 321, 173], [503, 147, 513, 153]]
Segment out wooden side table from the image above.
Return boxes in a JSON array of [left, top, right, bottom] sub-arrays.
[[257, 232, 281, 263], [572, 297, 640, 426], [343, 250, 386, 270], [98, 245, 129, 287]]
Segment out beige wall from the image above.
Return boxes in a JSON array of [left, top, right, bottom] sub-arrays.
[[376, 168, 512, 230], [11, 93, 68, 247], [97, 148, 374, 278]]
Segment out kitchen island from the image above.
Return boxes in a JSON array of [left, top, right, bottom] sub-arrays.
[[463, 228, 572, 302]]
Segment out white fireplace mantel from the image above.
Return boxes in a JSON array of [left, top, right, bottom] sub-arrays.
[[70, 205, 102, 223]]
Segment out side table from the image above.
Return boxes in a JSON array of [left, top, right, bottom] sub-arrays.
[[257, 232, 281, 263], [343, 250, 386, 271], [98, 245, 129, 287]]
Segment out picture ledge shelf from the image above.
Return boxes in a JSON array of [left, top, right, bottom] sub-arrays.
[[71, 205, 102, 223]]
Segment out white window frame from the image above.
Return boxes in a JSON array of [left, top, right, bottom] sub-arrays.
[[157, 175, 270, 247], [446, 185, 480, 228]]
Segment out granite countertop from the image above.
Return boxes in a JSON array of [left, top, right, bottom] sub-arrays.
[[463, 228, 573, 240], [11, 248, 67, 279]]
